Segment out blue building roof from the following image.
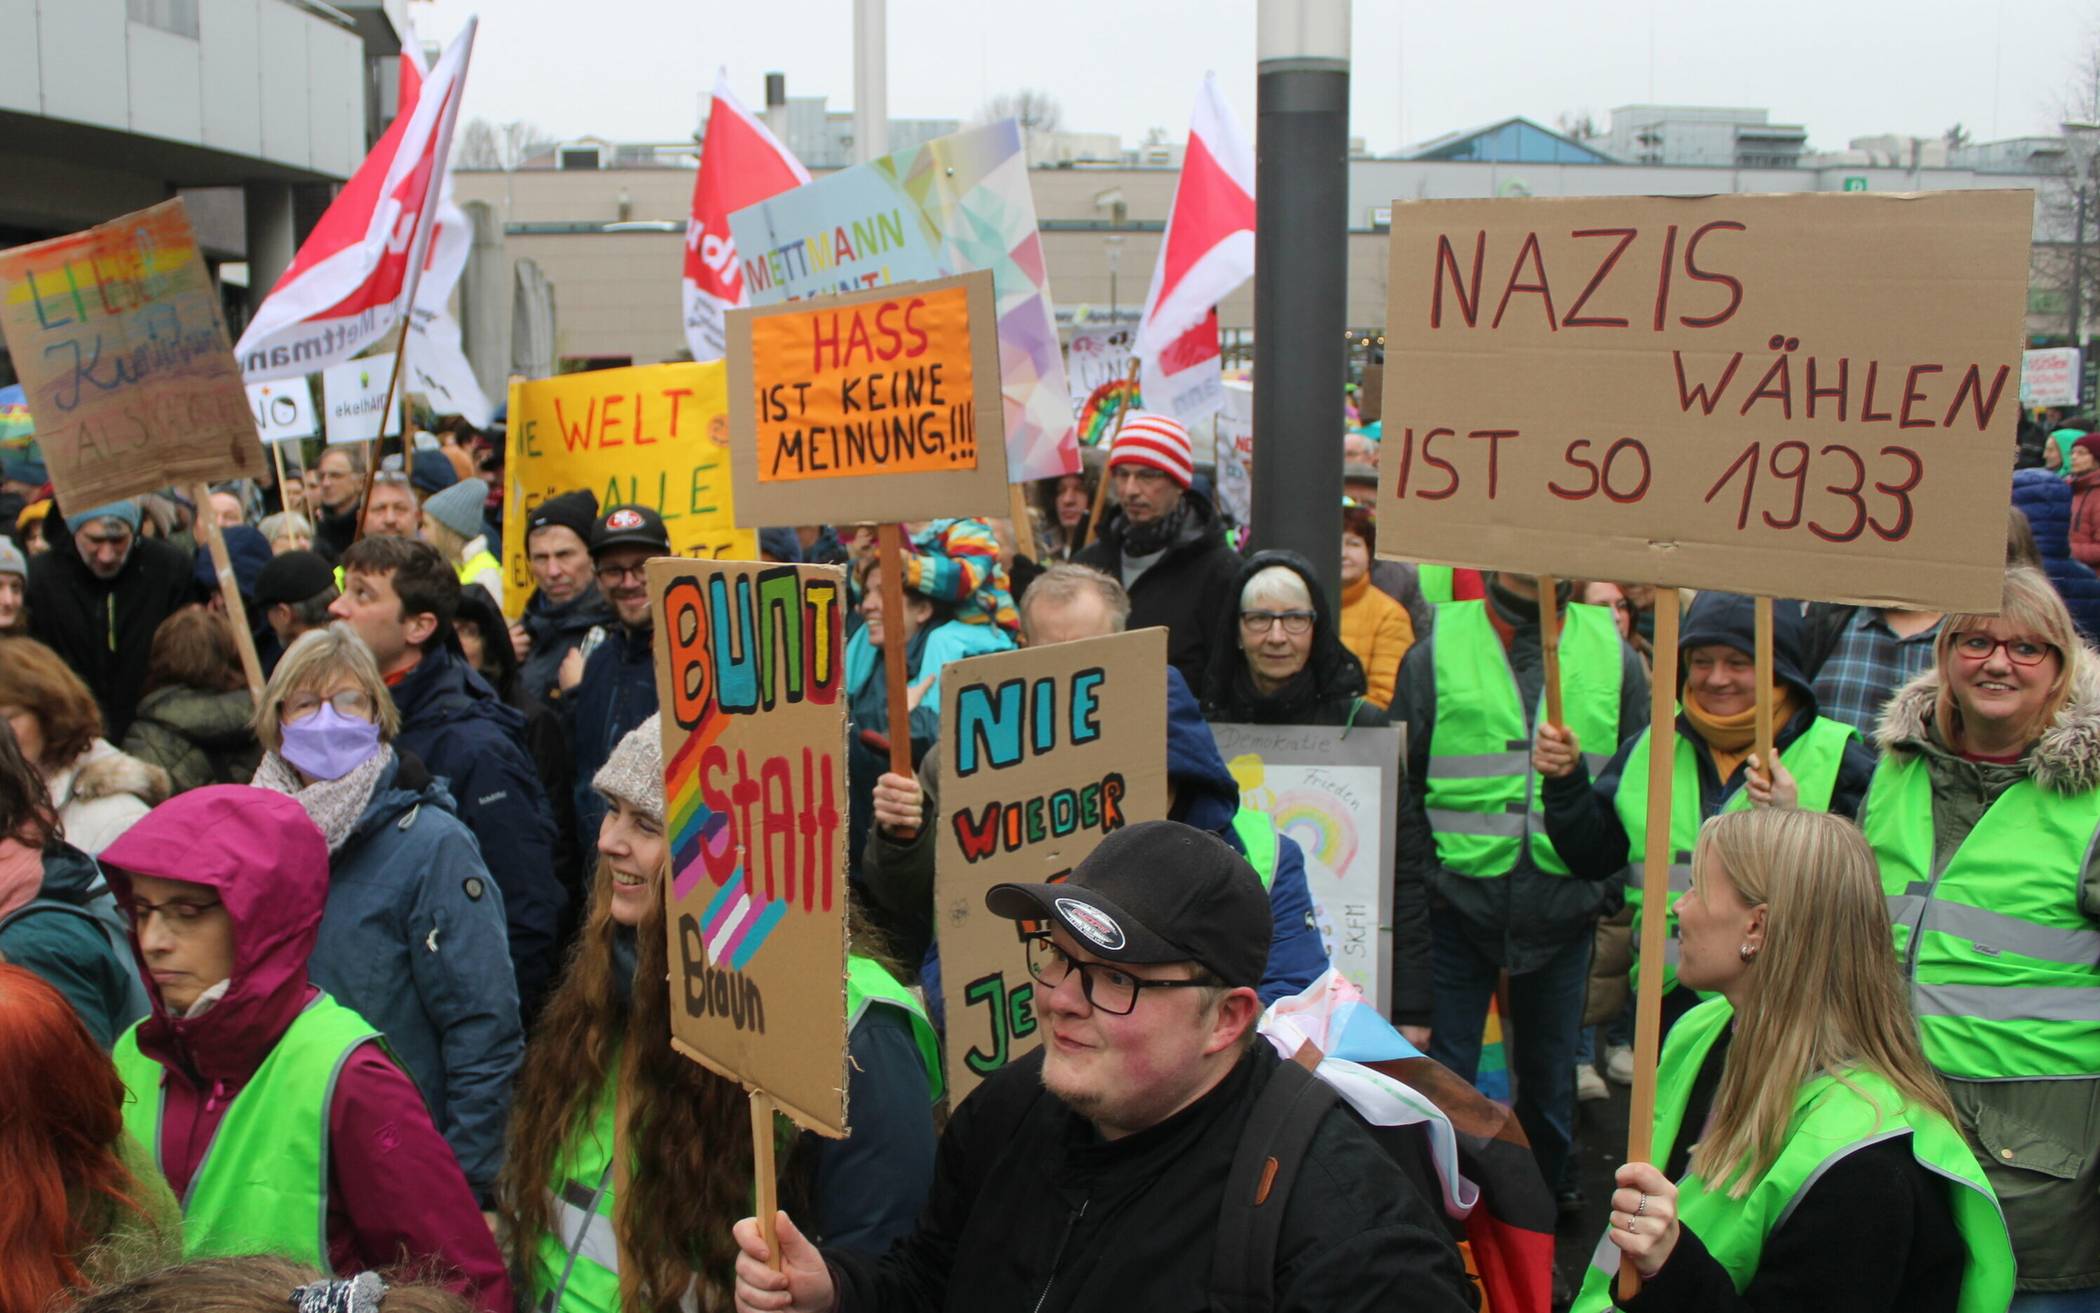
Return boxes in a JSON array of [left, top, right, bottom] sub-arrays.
[[1399, 117, 1615, 165]]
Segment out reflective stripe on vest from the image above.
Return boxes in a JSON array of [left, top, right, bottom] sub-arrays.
[[1612, 715, 1857, 995], [111, 993, 379, 1269], [530, 1073, 621, 1313], [1418, 563, 1455, 606], [846, 954, 945, 1104], [1861, 753, 2100, 1079], [1425, 600, 1622, 877], [1230, 808, 1280, 891], [1571, 998, 2015, 1313]]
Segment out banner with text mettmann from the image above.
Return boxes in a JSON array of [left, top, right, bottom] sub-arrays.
[[933, 628, 1168, 1103], [651, 558, 850, 1135]]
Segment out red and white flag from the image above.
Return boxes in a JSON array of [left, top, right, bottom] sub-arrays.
[[1134, 74, 1255, 427], [395, 16, 492, 425], [236, 19, 477, 382], [683, 71, 810, 362]]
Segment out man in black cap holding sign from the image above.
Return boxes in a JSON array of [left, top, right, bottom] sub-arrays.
[[730, 820, 1473, 1313], [559, 502, 671, 861]]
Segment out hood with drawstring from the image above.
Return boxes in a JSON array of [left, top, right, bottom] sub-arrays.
[[1676, 590, 1817, 706]]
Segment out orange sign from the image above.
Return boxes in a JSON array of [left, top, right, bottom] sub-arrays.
[[750, 282, 980, 482]]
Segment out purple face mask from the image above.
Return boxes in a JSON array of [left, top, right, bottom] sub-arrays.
[[280, 703, 382, 781]]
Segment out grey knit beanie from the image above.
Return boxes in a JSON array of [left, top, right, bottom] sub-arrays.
[[0, 536, 24, 579], [422, 477, 487, 541], [593, 713, 663, 824]]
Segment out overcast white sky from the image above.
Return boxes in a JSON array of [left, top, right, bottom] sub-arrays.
[[413, 0, 2095, 155]]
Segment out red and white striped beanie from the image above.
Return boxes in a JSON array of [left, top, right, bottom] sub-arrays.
[[1108, 411, 1194, 489]]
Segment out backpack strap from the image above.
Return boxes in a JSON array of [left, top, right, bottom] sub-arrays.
[[1211, 1053, 1340, 1313]]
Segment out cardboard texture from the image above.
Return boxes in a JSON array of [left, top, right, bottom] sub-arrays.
[[503, 363, 755, 618], [0, 200, 264, 508], [649, 558, 850, 1137], [1209, 723, 1404, 1013], [728, 270, 1009, 526], [1378, 191, 2031, 614], [933, 628, 1169, 1102]]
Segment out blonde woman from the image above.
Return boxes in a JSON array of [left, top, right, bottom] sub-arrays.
[[418, 477, 502, 608], [1572, 808, 2013, 1312], [1863, 564, 2100, 1309]]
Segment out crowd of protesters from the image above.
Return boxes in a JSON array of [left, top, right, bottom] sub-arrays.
[[0, 403, 2090, 1313]]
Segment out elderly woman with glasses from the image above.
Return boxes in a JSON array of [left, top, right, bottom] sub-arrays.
[[1860, 564, 2100, 1309], [1199, 549, 1389, 729], [249, 624, 523, 1208]]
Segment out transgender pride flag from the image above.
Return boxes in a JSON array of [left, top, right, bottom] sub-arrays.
[[699, 870, 787, 972]]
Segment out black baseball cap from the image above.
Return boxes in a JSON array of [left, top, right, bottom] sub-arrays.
[[254, 550, 336, 607], [986, 820, 1272, 989], [590, 503, 670, 557]]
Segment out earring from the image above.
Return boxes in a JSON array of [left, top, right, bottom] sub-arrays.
[[1738, 942, 1758, 962]]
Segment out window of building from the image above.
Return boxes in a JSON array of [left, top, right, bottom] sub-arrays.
[[128, 0, 199, 38], [558, 147, 603, 171]]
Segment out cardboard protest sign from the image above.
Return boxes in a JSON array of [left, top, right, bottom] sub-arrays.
[[727, 270, 1008, 526], [933, 629, 1168, 1101], [1209, 723, 1404, 1013], [729, 118, 1078, 482], [247, 378, 317, 443], [1378, 191, 2031, 613], [320, 353, 405, 443], [649, 558, 850, 1136], [503, 362, 755, 618], [0, 200, 264, 507], [2022, 348, 2081, 408]]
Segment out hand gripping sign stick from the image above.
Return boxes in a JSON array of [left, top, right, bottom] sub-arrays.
[[877, 524, 920, 840], [1620, 587, 1681, 1301], [1537, 576, 1565, 730], [751, 1090, 783, 1273], [1753, 596, 1777, 787]]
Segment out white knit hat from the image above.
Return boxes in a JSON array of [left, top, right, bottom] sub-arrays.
[[592, 713, 663, 824], [1108, 411, 1194, 489]]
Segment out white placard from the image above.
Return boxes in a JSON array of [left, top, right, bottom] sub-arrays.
[[2022, 348, 2082, 408], [321, 353, 405, 444], [245, 378, 317, 443]]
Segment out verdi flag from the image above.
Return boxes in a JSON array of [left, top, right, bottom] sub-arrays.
[[236, 18, 477, 382], [683, 71, 811, 362]]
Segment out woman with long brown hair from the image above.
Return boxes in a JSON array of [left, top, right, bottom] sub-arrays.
[[1571, 808, 2013, 1312], [503, 715, 940, 1312], [0, 963, 179, 1313]]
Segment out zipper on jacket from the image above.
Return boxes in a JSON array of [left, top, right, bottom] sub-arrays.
[[1029, 1197, 1088, 1313]]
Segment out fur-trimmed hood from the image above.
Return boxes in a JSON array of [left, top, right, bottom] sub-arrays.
[[50, 739, 172, 809], [1875, 659, 2100, 795]]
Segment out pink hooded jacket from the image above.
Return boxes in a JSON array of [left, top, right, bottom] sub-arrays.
[[102, 786, 511, 1311]]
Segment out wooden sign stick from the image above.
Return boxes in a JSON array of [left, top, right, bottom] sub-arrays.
[[1538, 575, 1565, 729], [1081, 359, 1144, 549], [1008, 482, 1041, 563], [876, 524, 920, 839], [1619, 586, 1680, 1301], [350, 326, 414, 546], [269, 440, 292, 517], [750, 1089, 783, 1272], [1753, 596, 1776, 784], [193, 481, 265, 697]]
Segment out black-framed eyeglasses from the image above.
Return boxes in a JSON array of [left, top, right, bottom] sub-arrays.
[[1024, 935, 1218, 1016], [1952, 633, 2058, 667], [1240, 609, 1314, 636], [126, 894, 223, 934], [595, 561, 650, 584]]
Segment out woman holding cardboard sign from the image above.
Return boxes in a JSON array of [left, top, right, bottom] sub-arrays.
[[1537, 591, 1875, 1036], [1859, 565, 2100, 1307], [503, 716, 940, 1313], [1569, 807, 2015, 1312]]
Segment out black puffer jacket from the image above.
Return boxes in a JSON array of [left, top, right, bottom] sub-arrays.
[[826, 1047, 1475, 1313], [1075, 489, 1242, 693], [26, 525, 195, 741], [1200, 550, 1381, 727]]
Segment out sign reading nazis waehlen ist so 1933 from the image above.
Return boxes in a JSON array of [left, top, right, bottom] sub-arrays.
[[1376, 191, 2032, 614], [649, 558, 850, 1137], [934, 629, 1168, 1103]]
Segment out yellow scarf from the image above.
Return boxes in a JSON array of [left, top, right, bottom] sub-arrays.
[[1682, 685, 1800, 782]]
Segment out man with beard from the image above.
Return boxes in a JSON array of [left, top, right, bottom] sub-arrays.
[[26, 500, 194, 739], [558, 503, 668, 862], [1075, 412, 1241, 692]]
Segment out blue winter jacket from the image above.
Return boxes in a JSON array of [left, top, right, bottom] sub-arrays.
[[391, 646, 565, 1019], [563, 621, 659, 868], [2012, 468, 2100, 645], [304, 751, 523, 1201]]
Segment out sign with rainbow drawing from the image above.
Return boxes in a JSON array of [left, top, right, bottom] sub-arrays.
[[1211, 723, 1404, 1013], [649, 558, 850, 1137]]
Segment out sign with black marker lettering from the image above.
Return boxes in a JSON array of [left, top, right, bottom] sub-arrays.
[[1378, 191, 2031, 612]]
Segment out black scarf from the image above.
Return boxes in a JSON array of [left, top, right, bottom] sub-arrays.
[[1119, 498, 1188, 558]]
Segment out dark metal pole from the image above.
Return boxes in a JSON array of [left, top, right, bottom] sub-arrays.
[[1252, 0, 1350, 610]]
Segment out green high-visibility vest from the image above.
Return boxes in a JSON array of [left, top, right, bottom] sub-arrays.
[[1572, 998, 2015, 1313], [111, 992, 380, 1269], [1231, 808, 1280, 890], [1425, 600, 1623, 877], [454, 549, 501, 586], [1861, 753, 2100, 1079], [1612, 715, 1856, 996], [528, 956, 943, 1313], [1418, 564, 1456, 606]]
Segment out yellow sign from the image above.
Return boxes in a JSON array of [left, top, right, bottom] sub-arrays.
[[503, 361, 755, 618]]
